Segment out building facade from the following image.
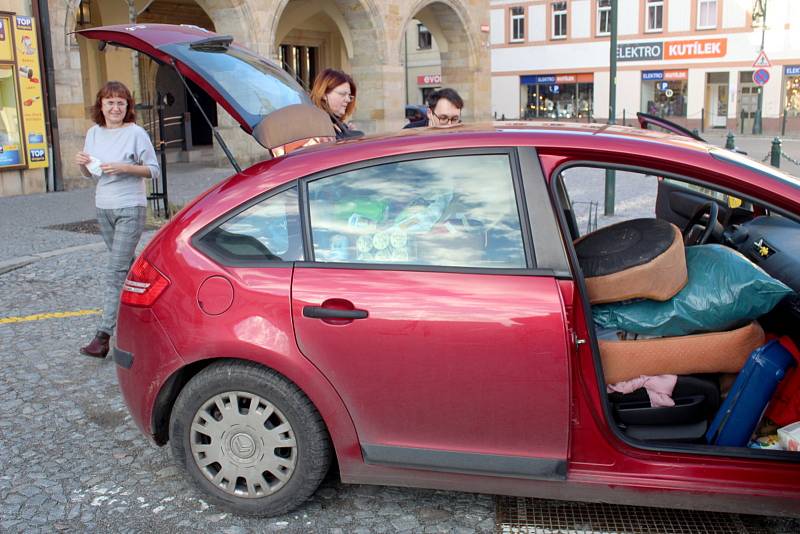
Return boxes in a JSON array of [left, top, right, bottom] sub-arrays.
[[0, 0, 490, 197], [491, 0, 800, 135]]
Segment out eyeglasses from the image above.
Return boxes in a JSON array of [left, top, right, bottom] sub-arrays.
[[102, 101, 128, 108], [332, 90, 354, 100], [433, 114, 461, 125]]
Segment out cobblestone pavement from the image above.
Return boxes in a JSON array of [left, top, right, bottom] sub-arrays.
[[0, 247, 495, 533]]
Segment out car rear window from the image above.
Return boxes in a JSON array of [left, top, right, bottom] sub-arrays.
[[197, 186, 303, 263]]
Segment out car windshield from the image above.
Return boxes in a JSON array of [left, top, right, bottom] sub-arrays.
[[711, 148, 800, 190], [160, 42, 309, 128]]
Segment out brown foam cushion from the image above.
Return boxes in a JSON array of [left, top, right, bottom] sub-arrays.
[[578, 221, 688, 304], [599, 321, 765, 384]]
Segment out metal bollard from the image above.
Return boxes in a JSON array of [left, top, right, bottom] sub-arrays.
[[770, 137, 782, 168], [726, 132, 735, 150]]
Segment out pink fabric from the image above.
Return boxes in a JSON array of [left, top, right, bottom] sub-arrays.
[[606, 374, 678, 408]]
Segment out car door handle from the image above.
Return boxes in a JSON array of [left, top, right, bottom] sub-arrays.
[[303, 306, 368, 320]]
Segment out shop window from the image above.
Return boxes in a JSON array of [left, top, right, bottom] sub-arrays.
[[510, 7, 525, 42], [646, 0, 663, 32], [697, 0, 717, 29], [417, 23, 432, 50], [641, 78, 687, 118], [522, 81, 593, 121], [597, 0, 611, 36], [552, 2, 568, 39], [785, 75, 800, 118], [0, 67, 23, 168]]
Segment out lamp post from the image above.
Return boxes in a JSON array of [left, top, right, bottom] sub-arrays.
[[605, 0, 618, 216], [753, 0, 767, 135]]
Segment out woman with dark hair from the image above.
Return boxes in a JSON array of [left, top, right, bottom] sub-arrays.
[[309, 68, 363, 139], [74, 81, 160, 358]]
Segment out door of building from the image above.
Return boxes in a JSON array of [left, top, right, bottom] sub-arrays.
[[709, 84, 728, 128], [738, 72, 758, 134]]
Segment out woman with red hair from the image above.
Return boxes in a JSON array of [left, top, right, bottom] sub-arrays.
[[310, 68, 363, 139], [74, 81, 160, 359]]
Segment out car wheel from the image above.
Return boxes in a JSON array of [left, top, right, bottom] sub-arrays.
[[169, 360, 331, 516]]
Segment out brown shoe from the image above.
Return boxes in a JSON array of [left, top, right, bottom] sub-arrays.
[[80, 331, 110, 358]]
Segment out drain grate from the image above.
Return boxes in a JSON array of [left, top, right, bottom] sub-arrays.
[[495, 496, 769, 534]]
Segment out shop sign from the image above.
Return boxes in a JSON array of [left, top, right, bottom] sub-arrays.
[[641, 69, 687, 81], [521, 74, 556, 84], [416, 74, 441, 85], [14, 16, 48, 169], [617, 41, 662, 61], [784, 65, 800, 76], [664, 70, 688, 80], [663, 38, 726, 60], [521, 74, 592, 85]]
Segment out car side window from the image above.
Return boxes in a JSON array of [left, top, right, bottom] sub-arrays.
[[199, 186, 303, 262], [306, 154, 526, 269]]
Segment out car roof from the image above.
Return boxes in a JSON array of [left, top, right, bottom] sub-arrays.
[[242, 120, 711, 181]]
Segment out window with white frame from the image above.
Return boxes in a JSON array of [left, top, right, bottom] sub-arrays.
[[552, 1, 568, 39], [597, 0, 611, 35], [646, 0, 663, 32], [697, 0, 717, 29], [510, 6, 525, 42]]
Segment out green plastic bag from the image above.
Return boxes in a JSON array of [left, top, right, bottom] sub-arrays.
[[592, 244, 793, 336]]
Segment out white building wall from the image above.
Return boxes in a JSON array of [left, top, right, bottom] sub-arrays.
[[493, 40, 608, 72], [721, 1, 746, 29], [617, 0, 639, 36], [490, 9, 505, 45], [594, 71, 610, 120], [616, 70, 642, 120], [529, 4, 547, 42], [669, 0, 691, 32], [686, 70, 707, 121], [492, 76, 521, 119], [572, 0, 591, 39]]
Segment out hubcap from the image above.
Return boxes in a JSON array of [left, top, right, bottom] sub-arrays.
[[190, 391, 297, 498]]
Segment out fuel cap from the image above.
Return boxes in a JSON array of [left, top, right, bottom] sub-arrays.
[[197, 276, 234, 315]]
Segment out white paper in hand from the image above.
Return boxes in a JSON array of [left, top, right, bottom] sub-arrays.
[[86, 156, 103, 178]]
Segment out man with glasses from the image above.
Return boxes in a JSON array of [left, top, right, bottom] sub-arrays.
[[426, 88, 463, 128]]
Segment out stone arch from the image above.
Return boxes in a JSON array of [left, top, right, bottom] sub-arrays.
[[398, 0, 487, 122], [270, 0, 386, 62], [271, 0, 388, 133]]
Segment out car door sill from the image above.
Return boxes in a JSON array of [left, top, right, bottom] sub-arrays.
[[361, 444, 567, 480]]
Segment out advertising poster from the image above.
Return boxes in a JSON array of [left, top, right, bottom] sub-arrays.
[[0, 15, 23, 168], [14, 15, 48, 169]]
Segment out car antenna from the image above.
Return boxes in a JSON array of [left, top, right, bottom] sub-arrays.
[[169, 58, 241, 173]]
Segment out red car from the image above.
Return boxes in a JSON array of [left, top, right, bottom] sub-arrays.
[[79, 25, 800, 517]]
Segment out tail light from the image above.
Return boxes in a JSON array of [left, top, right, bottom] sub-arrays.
[[121, 256, 170, 307]]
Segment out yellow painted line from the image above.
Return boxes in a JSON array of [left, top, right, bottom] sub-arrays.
[[0, 309, 101, 324]]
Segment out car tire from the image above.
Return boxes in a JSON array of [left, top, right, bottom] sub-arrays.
[[169, 360, 331, 516]]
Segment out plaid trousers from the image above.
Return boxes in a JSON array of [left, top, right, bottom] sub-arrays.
[[96, 207, 146, 335]]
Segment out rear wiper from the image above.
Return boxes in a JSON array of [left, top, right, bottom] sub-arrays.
[[189, 35, 233, 52]]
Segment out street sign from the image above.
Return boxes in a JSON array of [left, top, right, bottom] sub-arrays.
[[753, 68, 770, 86], [753, 50, 771, 68], [658, 81, 669, 91]]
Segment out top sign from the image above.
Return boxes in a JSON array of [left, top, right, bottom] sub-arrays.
[[753, 50, 771, 68]]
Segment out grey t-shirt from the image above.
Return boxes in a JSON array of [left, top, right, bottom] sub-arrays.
[[83, 123, 160, 209]]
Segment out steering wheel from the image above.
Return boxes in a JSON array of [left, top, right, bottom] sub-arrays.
[[682, 201, 719, 246]]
